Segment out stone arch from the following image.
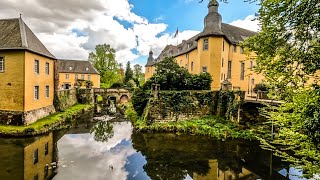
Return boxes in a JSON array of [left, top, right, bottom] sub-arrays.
[[119, 94, 129, 104]]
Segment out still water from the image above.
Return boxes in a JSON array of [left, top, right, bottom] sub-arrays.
[[0, 115, 308, 180]]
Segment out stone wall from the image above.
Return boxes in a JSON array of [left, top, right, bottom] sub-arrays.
[[55, 89, 78, 111], [0, 105, 56, 125]]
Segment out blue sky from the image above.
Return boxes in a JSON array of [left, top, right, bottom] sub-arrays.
[[0, 0, 260, 68], [129, 0, 259, 33], [128, 0, 260, 66]]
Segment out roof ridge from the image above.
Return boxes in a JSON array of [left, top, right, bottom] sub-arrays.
[[18, 18, 28, 48], [223, 23, 257, 33]]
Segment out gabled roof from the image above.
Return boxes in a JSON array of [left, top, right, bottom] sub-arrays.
[[156, 23, 257, 60], [0, 18, 55, 59], [57, 59, 99, 75]]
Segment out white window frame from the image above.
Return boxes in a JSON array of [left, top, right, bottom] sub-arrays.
[[34, 60, 39, 74], [81, 75, 85, 80], [34, 86, 39, 100], [45, 86, 49, 98], [0, 57, 4, 72], [88, 75, 91, 81], [45, 62, 49, 75], [66, 74, 69, 80], [202, 66, 207, 73], [203, 39, 209, 51]]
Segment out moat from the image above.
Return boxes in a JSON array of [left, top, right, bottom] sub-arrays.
[[0, 114, 307, 180]]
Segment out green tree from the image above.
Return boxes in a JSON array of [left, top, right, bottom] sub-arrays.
[[89, 44, 119, 88], [124, 61, 134, 84], [241, 0, 320, 177], [133, 64, 145, 86]]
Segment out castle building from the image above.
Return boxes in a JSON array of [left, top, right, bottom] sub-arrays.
[[0, 18, 56, 124], [145, 0, 263, 91], [57, 59, 100, 90]]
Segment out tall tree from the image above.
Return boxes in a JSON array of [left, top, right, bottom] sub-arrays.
[[89, 44, 119, 87], [124, 61, 134, 84], [133, 64, 145, 86], [242, 0, 320, 177]]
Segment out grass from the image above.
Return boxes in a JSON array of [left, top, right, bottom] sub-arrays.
[[133, 116, 260, 140], [0, 104, 93, 137]]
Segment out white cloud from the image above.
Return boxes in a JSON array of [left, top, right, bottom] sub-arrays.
[[0, 0, 202, 66], [229, 15, 260, 32]]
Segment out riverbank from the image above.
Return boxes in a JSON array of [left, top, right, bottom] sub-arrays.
[[0, 104, 93, 137], [133, 116, 269, 140]]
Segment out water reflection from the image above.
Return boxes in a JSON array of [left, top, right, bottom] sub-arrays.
[[0, 118, 309, 180]]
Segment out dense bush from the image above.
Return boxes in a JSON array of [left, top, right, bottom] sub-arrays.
[[142, 57, 212, 91], [253, 83, 269, 93], [132, 89, 152, 116], [110, 82, 124, 88]]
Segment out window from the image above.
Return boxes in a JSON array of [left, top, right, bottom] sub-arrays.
[[223, 41, 225, 51], [185, 64, 188, 69], [169, 50, 173, 55], [202, 66, 207, 73], [227, 61, 232, 79], [221, 73, 223, 80], [233, 45, 237, 53], [45, 62, 49, 75], [81, 75, 85, 80], [34, 86, 39, 100], [240, 47, 244, 54], [178, 47, 182, 52], [34, 60, 39, 74], [203, 39, 209, 51], [250, 61, 253, 69], [75, 74, 78, 80], [0, 57, 4, 72], [191, 62, 194, 72], [186, 54, 189, 59], [240, 62, 245, 80], [45, 86, 49, 98], [251, 78, 255, 85], [33, 149, 38, 164], [147, 68, 150, 73], [180, 60, 182, 66], [66, 74, 69, 79], [222, 58, 224, 67], [187, 43, 192, 48], [45, 142, 49, 155], [88, 75, 91, 81]]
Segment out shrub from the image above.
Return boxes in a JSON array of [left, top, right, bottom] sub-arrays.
[[132, 89, 152, 116], [253, 83, 269, 93], [110, 82, 124, 88]]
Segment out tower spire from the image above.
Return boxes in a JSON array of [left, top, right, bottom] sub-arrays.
[[203, 0, 222, 33]]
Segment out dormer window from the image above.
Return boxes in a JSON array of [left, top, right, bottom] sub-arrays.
[[86, 67, 89, 71], [187, 43, 192, 48], [69, 67, 72, 70], [169, 50, 173, 56], [178, 47, 182, 52]]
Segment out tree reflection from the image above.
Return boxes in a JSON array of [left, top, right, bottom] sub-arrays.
[[90, 121, 114, 142]]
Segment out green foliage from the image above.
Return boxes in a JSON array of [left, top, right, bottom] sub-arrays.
[[132, 89, 152, 116], [253, 83, 269, 93], [133, 116, 257, 140], [242, 0, 320, 176], [143, 57, 212, 90], [0, 104, 93, 136], [89, 44, 120, 87], [126, 79, 137, 91], [110, 82, 124, 89], [133, 64, 145, 86], [90, 121, 114, 142], [125, 103, 139, 123], [124, 61, 134, 84]]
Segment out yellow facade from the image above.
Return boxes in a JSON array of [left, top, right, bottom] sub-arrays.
[[0, 51, 25, 111], [58, 73, 100, 89], [24, 51, 55, 112], [151, 36, 264, 91], [24, 132, 54, 180], [0, 50, 55, 112]]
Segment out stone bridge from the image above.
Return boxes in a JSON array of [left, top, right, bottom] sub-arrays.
[[93, 88, 131, 104]]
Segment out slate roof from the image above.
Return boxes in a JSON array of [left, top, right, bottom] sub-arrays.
[[0, 18, 55, 59], [57, 59, 99, 75], [58, 59, 99, 74], [145, 51, 155, 67], [154, 0, 257, 63]]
